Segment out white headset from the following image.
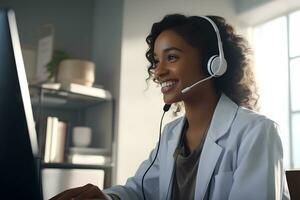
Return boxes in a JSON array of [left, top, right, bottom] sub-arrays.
[[201, 16, 227, 77], [181, 16, 228, 94]]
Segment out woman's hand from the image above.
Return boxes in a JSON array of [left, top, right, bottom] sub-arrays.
[[50, 183, 109, 200]]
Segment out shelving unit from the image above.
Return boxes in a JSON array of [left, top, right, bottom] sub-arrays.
[[0, 1, 123, 197], [29, 84, 115, 188]]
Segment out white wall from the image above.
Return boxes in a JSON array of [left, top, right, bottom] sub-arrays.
[[116, 0, 242, 185], [0, 0, 95, 60], [92, 0, 124, 185]]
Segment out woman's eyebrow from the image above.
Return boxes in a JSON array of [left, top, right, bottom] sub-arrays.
[[163, 47, 183, 53], [154, 47, 183, 57]]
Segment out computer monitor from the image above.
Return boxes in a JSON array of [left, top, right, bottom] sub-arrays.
[[0, 8, 42, 199]]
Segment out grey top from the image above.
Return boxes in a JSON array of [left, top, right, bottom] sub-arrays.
[[171, 124, 207, 200]]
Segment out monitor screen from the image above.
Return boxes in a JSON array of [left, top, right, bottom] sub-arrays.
[[0, 8, 42, 199]]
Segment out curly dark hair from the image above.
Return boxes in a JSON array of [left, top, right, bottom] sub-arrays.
[[145, 14, 259, 110]]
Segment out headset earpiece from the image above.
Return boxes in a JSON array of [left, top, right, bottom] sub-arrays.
[[207, 54, 227, 77], [199, 16, 228, 77]]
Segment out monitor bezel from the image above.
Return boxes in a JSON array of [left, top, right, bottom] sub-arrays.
[[7, 9, 39, 157]]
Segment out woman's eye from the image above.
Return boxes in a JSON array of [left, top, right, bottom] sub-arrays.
[[167, 54, 178, 62]]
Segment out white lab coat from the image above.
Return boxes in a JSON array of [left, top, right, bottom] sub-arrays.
[[104, 94, 290, 200]]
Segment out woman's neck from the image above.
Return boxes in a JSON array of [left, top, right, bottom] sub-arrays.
[[183, 91, 220, 136], [182, 91, 220, 152]]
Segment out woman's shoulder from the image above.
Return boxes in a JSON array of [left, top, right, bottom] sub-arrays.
[[236, 106, 276, 126], [232, 106, 280, 139]]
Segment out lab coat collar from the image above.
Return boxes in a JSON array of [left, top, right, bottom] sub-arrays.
[[162, 93, 239, 200], [208, 93, 239, 141], [170, 93, 238, 142]]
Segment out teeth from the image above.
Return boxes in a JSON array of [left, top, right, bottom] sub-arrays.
[[161, 81, 176, 88]]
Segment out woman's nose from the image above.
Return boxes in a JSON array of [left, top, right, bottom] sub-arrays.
[[154, 62, 168, 81]]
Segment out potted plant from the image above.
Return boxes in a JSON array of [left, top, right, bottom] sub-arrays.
[[46, 50, 69, 81]]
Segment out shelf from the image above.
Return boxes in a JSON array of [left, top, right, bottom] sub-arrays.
[[29, 84, 112, 109], [68, 147, 111, 156], [30, 82, 116, 187], [42, 162, 114, 170]]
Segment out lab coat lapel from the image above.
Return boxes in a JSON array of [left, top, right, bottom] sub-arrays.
[[160, 118, 185, 200], [194, 136, 222, 200], [194, 94, 239, 200]]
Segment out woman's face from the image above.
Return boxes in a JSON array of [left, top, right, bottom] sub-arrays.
[[154, 30, 207, 104]]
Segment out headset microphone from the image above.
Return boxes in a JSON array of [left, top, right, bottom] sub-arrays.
[[181, 75, 214, 94]]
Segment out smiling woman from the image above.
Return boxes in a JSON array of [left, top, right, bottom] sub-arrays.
[[51, 14, 290, 200]]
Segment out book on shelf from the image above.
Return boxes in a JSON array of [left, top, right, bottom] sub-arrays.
[[41, 83, 61, 90], [44, 116, 67, 163], [41, 82, 111, 100], [44, 117, 55, 163]]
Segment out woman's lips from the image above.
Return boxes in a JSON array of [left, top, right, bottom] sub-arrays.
[[161, 80, 178, 93]]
